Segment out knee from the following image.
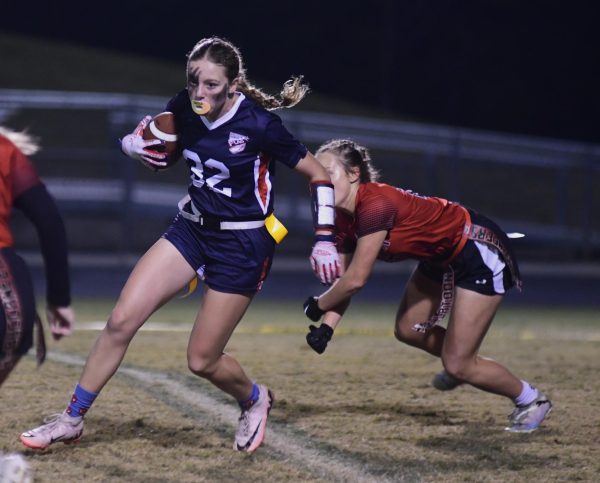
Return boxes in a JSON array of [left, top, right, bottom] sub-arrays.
[[106, 307, 138, 343], [394, 322, 420, 346], [441, 355, 472, 381], [187, 353, 218, 378]]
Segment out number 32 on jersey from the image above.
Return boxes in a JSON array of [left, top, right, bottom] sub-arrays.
[[184, 149, 232, 197]]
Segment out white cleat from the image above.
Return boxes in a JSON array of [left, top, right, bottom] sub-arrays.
[[233, 385, 274, 453], [0, 452, 33, 483], [20, 412, 84, 450], [505, 392, 552, 433]]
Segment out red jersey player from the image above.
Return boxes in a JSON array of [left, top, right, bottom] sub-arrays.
[[0, 127, 74, 386], [303, 138, 552, 434]]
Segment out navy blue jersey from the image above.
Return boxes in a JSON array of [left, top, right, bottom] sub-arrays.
[[167, 90, 308, 220]]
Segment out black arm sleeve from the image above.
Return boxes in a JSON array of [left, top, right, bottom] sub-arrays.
[[13, 183, 71, 307]]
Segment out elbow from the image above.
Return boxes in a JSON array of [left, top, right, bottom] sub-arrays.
[[345, 276, 367, 295]]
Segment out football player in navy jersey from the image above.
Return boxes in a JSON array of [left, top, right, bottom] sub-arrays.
[[21, 37, 340, 453]]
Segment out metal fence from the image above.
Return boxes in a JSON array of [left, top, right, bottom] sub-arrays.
[[2, 88, 599, 259]]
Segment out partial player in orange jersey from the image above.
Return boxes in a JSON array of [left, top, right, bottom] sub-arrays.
[[0, 126, 75, 386], [302, 138, 552, 433]]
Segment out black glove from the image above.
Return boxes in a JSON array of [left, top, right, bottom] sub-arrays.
[[306, 323, 334, 354], [303, 296, 324, 322]]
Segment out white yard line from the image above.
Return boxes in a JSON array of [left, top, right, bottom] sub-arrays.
[[75, 321, 193, 332], [47, 352, 403, 483], [75, 321, 600, 341]]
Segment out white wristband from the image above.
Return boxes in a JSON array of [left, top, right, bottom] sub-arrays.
[[311, 182, 335, 229]]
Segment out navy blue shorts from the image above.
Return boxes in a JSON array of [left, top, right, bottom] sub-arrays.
[[418, 210, 520, 296], [163, 214, 276, 294]]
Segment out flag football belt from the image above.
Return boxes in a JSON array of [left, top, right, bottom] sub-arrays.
[[0, 253, 45, 366], [178, 195, 266, 230], [412, 209, 522, 334]]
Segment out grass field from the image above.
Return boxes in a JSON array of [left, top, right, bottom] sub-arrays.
[[1, 298, 599, 482]]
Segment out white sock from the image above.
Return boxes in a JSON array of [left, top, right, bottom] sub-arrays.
[[515, 380, 539, 406]]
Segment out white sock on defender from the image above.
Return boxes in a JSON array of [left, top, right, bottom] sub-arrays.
[[515, 380, 539, 406]]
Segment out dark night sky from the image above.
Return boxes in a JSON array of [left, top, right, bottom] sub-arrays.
[[2, 1, 599, 142]]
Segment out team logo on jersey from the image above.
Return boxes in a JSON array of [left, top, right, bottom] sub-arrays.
[[228, 132, 249, 154]]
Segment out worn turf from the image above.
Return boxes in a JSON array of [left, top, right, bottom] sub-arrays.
[[1, 299, 599, 482]]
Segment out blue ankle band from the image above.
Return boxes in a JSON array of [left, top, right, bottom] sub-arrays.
[[66, 384, 98, 417], [238, 383, 259, 410]]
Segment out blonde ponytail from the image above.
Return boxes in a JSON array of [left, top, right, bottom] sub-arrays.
[[0, 126, 40, 156], [188, 37, 309, 111]]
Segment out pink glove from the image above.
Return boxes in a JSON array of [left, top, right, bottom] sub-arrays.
[[46, 305, 75, 340], [310, 237, 342, 285], [121, 116, 167, 170]]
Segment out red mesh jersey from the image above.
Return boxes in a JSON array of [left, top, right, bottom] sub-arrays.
[[0, 135, 41, 247], [335, 182, 467, 262]]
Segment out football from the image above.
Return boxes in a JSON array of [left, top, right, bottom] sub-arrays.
[[142, 111, 180, 169]]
